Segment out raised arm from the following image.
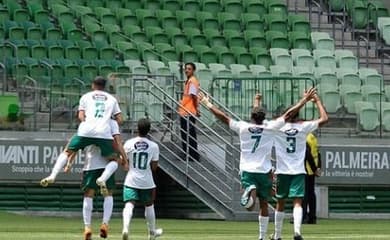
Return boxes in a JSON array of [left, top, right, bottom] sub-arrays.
[[199, 93, 230, 125], [312, 93, 328, 126], [280, 87, 317, 120], [253, 93, 262, 108], [78, 110, 86, 122]]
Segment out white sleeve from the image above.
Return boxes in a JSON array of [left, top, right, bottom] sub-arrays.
[[151, 144, 159, 162], [302, 121, 319, 133], [110, 120, 120, 135], [265, 117, 285, 130], [78, 94, 87, 111], [229, 120, 244, 134], [112, 99, 121, 115], [123, 140, 132, 153], [188, 83, 198, 96]]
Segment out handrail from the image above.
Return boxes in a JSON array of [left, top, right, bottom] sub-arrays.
[[310, 0, 323, 31], [40, 60, 54, 132], [0, 62, 5, 95], [357, 35, 369, 67], [21, 76, 39, 130]]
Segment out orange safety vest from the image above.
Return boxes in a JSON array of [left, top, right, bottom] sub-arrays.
[[178, 76, 199, 116]]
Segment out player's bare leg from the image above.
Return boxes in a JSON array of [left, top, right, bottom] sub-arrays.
[[64, 151, 77, 173], [40, 150, 73, 187]]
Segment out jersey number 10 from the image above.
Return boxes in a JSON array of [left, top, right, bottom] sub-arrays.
[[132, 152, 148, 170]]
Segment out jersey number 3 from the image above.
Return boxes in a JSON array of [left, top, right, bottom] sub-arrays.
[[251, 135, 262, 153], [133, 152, 148, 170], [286, 137, 296, 153]]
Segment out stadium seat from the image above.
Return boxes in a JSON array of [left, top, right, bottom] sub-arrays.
[[288, 14, 311, 36], [223, 0, 243, 19], [249, 64, 267, 76], [341, 88, 363, 114], [202, 0, 221, 15], [362, 85, 383, 103], [270, 48, 293, 72], [289, 31, 312, 50], [250, 47, 272, 69], [196, 11, 219, 30], [369, 1, 389, 27], [347, 0, 369, 29], [218, 12, 241, 31], [241, 13, 265, 32], [355, 101, 379, 131], [244, 0, 266, 17], [266, 31, 289, 49], [265, 14, 288, 33], [244, 30, 267, 49], [376, 102, 390, 131], [311, 32, 335, 51]]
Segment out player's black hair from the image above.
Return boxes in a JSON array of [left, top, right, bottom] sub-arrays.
[[138, 118, 151, 136], [251, 107, 266, 125], [93, 76, 107, 90], [185, 62, 196, 71]]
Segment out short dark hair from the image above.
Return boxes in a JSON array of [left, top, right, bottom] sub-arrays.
[[93, 76, 107, 89], [185, 62, 196, 71], [251, 107, 266, 125], [138, 118, 151, 136]]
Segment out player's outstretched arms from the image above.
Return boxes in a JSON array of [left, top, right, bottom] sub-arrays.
[[312, 93, 328, 126], [199, 93, 230, 125], [281, 87, 317, 120]]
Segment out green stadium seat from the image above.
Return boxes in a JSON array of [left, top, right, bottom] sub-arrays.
[[230, 63, 247, 76], [335, 49, 358, 71], [231, 46, 253, 66], [227, 35, 246, 48], [337, 68, 360, 86], [87, 0, 104, 8], [288, 14, 311, 35], [270, 48, 293, 72], [176, 10, 198, 28], [124, 0, 142, 10], [341, 88, 363, 114], [147, 60, 165, 74], [266, 30, 289, 49], [369, 1, 389, 27], [327, 0, 345, 12], [41, 23, 61, 40], [348, 0, 369, 29], [95, 7, 117, 25], [315, 67, 338, 85], [265, 13, 288, 33], [197, 12, 219, 30], [182, 0, 200, 12], [163, 0, 181, 12], [202, 0, 221, 15], [266, 0, 287, 16], [116, 8, 137, 27], [355, 101, 379, 131], [205, 29, 226, 47], [359, 68, 383, 88], [214, 46, 235, 66], [311, 32, 335, 51], [289, 31, 312, 50], [320, 86, 342, 113], [223, 0, 243, 19], [376, 102, 390, 131], [61, 22, 83, 41], [244, 30, 267, 49], [71, 5, 94, 18], [105, 0, 122, 10], [244, 0, 266, 17], [209, 63, 227, 75], [270, 65, 291, 76], [218, 12, 241, 31], [27, 2, 50, 23], [241, 13, 265, 32], [250, 47, 272, 69], [292, 66, 313, 77], [196, 68, 213, 87], [362, 85, 383, 103], [249, 64, 267, 76], [142, 0, 160, 11], [81, 64, 98, 82], [190, 34, 208, 46], [31, 45, 47, 58], [82, 46, 98, 60]]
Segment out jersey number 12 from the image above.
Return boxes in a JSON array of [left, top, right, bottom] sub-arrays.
[[132, 152, 148, 170]]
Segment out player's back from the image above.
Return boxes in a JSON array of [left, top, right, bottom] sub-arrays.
[[78, 90, 121, 139], [230, 118, 284, 173], [123, 136, 159, 189], [274, 121, 318, 174]]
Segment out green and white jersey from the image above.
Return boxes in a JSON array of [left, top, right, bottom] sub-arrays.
[[274, 121, 319, 175], [83, 120, 120, 171], [123, 137, 159, 189], [77, 90, 121, 139], [229, 117, 285, 173]]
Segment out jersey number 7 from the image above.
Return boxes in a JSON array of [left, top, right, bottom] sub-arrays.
[[251, 135, 262, 153]]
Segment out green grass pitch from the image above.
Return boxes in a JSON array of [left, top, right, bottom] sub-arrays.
[[0, 211, 389, 239]]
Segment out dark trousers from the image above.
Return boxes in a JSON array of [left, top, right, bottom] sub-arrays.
[[303, 174, 316, 222], [180, 116, 199, 161]]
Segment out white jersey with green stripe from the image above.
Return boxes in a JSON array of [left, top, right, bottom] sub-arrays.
[[83, 120, 120, 171], [77, 90, 121, 139], [229, 117, 285, 173], [274, 121, 319, 175], [123, 136, 159, 189]]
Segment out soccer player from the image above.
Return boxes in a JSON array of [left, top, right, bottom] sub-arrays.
[[82, 120, 125, 240], [40, 76, 123, 193], [199, 88, 316, 240], [122, 118, 163, 240], [271, 93, 328, 240]]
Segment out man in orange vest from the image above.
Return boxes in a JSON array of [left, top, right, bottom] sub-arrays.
[[178, 62, 200, 161]]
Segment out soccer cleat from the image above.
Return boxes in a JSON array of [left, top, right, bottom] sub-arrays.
[[100, 223, 109, 238], [40, 176, 55, 187], [96, 178, 109, 196], [148, 228, 163, 240], [294, 234, 304, 240], [83, 227, 92, 240], [269, 234, 282, 240], [240, 185, 256, 208], [122, 232, 129, 240]]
